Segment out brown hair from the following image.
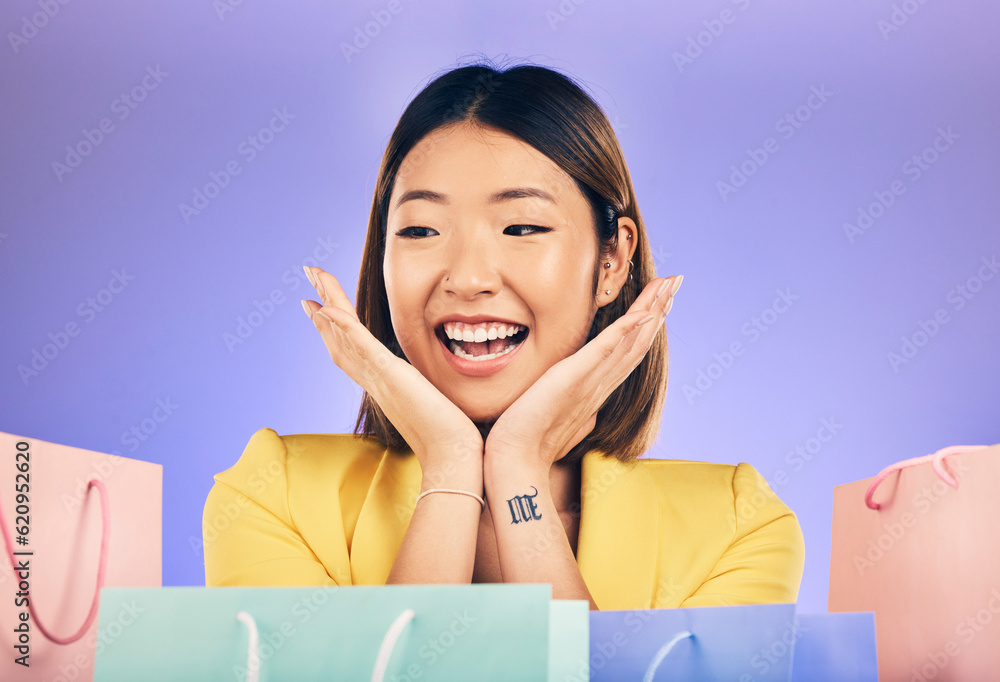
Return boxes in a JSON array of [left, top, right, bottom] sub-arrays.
[[353, 58, 667, 465]]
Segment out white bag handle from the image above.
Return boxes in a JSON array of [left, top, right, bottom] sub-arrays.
[[371, 609, 416, 681], [234, 607, 416, 682], [643, 630, 694, 682]]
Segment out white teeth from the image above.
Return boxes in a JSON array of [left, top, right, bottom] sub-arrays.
[[443, 322, 525, 340]]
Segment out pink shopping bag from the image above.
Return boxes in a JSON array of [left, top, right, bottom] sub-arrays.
[[829, 443, 1000, 682], [0, 432, 161, 682]]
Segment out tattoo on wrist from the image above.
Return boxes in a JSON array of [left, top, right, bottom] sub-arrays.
[[507, 486, 543, 524]]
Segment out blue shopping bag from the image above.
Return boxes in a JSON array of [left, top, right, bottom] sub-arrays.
[[789, 612, 878, 682], [588, 603, 798, 682], [93, 584, 585, 681]]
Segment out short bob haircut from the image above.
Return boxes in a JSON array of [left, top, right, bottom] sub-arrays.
[[353, 58, 667, 465]]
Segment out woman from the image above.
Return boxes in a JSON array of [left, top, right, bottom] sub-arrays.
[[203, 61, 804, 610]]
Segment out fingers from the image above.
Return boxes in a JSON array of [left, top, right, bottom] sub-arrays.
[[298, 268, 391, 391], [593, 274, 683, 382], [303, 266, 359, 322]]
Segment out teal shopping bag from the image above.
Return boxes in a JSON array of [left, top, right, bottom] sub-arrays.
[[93, 584, 575, 681], [589, 603, 798, 681], [549, 600, 590, 681]]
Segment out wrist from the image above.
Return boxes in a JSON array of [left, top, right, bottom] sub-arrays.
[[483, 454, 551, 494], [420, 460, 483, 495]]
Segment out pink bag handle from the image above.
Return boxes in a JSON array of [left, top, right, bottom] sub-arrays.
[[0, 478, 110, 644], [864, 445, 989, 510]]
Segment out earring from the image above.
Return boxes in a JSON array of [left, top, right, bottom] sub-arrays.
[[605, 289, 611, 295], [627, 260, 633, 283], [604, 262, 611, 268]]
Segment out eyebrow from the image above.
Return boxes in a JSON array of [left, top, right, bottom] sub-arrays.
[[393, 187, 557, 209]]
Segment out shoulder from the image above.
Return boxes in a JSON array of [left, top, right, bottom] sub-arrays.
[[636, 457, 802, 539], [213, 428, 390, 498]]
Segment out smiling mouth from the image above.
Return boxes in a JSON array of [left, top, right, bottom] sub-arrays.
[[436, 325, 529, 362]]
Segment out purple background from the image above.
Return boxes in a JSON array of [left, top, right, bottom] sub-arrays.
[[1, 0, 997, 614]]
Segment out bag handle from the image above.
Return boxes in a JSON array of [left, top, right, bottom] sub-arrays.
[[371, 609, 416, 682], [865, 445, 989, 510], [643, 629, 694, 682], [236, 607, 416, 682], [236, 611, 261, 682], [0, 478, 111, 644]]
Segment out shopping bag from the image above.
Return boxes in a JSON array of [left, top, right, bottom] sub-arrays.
[[829, 443, 1000, 682], [788, 612, 878, 682], [550, 599, 589, 681], [93, 584, 587, 681], [588, 603, 798, 681], [0, 432, 162, 682]]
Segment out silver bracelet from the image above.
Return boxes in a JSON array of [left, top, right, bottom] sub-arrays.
[[415, 488, 485, 512]]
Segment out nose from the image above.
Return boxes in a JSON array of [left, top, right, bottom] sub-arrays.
[[443, 231, 502, 299]]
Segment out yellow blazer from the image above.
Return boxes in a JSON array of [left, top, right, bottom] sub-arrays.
[[203, 428, 804, 610]]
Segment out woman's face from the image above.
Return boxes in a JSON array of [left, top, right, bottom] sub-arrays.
[[384, 122, 603, 425]]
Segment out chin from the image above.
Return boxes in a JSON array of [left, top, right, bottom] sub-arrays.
[[460, 403, 503, 425], [450, 394, 510, 426]]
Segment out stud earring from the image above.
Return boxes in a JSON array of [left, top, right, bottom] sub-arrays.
[[604, 262, 611, 268], [605, 289, 612, 295]]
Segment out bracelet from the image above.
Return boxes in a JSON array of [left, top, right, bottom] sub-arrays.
[[415, 488, 485, 512]]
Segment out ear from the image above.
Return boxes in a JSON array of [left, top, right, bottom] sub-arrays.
[[597, 218, 638, 308]]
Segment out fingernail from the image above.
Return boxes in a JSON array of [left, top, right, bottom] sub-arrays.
[[636, 314, 655, 328], [671, 274, 684, 297], [303, 266, 316, 288], [300, 300, 312, 318], [656, 278, 670, 299], [663, 298, 674, 316]]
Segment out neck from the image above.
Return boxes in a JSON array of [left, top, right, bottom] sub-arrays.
[[549, 459, 582, 516]]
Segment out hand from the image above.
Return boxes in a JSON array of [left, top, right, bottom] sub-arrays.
[[484, 275, 682, 470], [300, 266, 483, 486]]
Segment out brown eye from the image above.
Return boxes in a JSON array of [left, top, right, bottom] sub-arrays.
[[505, 225, 550, 236], [395, 226, 438, 238]]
